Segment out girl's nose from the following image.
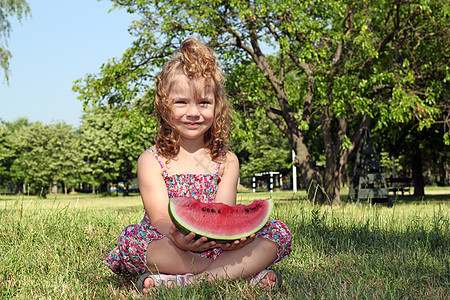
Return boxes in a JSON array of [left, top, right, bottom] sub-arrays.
[[186, 103, 200, 117]]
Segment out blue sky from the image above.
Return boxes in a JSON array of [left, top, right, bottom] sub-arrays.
[[0, 0, 135, 128]]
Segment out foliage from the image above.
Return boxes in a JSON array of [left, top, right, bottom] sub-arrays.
[[77, 105, 155, 193], [0, 118, 28, 192], [0, 193, 448, 298], [0, 123, 15, 185], [0, 0, 30, 82], [6, 121, 78, 196], [231, 108, 291, 186]]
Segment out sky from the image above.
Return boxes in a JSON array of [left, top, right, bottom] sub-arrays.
[[0, 0, 135, 128]]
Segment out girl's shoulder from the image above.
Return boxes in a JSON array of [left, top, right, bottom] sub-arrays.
[[138, 146, 156, 161], [138, 146, 166, 172], [218, 149, 239, 175], [220, 149, 238, 162]]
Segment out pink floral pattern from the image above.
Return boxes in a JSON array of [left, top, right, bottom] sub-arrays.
[[104, 149, 292, 275]]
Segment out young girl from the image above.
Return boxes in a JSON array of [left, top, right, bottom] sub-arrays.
[[105, 37, 292, 293]]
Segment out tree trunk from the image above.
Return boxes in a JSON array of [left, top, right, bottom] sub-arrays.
[[322, 113, 372, 205], [294, 137, 326, 204], [412, 149, 425, 196], [322, 110, 341, 205], [446, 162, 450, 186], [437, 163, 445, 186], [124, 183, 129, 196]]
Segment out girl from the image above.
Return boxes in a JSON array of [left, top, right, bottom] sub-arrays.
[[105, 37, 292, 293]]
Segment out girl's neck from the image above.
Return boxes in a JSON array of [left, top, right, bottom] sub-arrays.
[[163, 138, 215, 175], [179, 137, 207, 154]]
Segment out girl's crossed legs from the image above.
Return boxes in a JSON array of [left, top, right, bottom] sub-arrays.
[[142, 237, 278, 292]]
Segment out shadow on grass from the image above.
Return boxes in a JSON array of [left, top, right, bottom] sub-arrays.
[[391, 193, 450, 203], [283, 203, 449, 299]]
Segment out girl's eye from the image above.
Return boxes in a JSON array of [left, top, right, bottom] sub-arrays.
[[199, 100, 212, 107]]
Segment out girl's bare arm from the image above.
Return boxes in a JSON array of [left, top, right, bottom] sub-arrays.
[[214, 151, 240, 206], [137, 149, 173, 236]]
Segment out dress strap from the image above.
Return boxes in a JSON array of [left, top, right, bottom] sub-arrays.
[[147, 148, 168, 177], [214, 161, 222, 175], [214, 150, 225, 175]]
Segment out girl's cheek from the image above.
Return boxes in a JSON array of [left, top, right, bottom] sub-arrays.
[[172, 108, 187, 117]]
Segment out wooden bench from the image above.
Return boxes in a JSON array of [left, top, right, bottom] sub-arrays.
[[385, 178, 413, 195]]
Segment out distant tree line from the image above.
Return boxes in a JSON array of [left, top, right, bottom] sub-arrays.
[[0, 105, 155, 196]]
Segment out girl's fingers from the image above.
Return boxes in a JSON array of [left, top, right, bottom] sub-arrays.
[[190, 236, 216, 251], [184, 232, 196, 242]]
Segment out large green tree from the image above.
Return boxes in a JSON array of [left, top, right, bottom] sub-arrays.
[[74, 0, 448, 204], [0, 0, 30, 82]]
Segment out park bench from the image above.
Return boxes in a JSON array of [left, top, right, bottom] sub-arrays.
[[385, 177, 413, 196]]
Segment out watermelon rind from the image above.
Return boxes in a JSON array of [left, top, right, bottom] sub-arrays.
[[168, 198, 273, 243]]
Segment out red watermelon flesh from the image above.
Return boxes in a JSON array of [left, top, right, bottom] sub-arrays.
[[168, 197, 272, 242]]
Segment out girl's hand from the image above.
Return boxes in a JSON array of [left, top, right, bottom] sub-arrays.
[[169, 224, 217, 252], [217, 234, 256, 251]]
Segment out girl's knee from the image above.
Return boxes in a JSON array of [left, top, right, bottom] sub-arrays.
[[256, 220, 292, 263], [259, 220, 292, 242]]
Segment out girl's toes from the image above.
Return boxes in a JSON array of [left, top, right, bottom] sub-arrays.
[[250, 270, 282, 290], [142, 277, 155, 293], [260, 272, 276, 289]]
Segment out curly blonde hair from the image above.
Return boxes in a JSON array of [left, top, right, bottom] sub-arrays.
[[154, 37, 232, 161]]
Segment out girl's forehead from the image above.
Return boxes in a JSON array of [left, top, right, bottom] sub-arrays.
[[169, 75, 214, 98]]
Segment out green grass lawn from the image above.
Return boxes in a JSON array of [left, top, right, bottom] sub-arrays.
[[0, 188, 449, 299]]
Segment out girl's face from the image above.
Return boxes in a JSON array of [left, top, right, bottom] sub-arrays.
[[169, 75, 215, 144]]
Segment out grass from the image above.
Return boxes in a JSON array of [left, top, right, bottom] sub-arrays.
[[0, 189, 449, 299]]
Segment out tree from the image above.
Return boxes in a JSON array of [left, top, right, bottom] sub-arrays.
[[0, 123, 14, 189], [0, 0, 30, 82], [77, 104, 155, 194], [11, 121, 77, 197], [376, 118, 450, 196], [370, 0, 450, 195], [0, 117, 29, 192], [74, 0, 448, 204], [231, 105, 292, 187]]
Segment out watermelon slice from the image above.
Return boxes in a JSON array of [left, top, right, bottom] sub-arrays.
[[168, 197, 273, 243]]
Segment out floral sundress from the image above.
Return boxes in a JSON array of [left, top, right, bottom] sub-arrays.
[[104, 148, 292, 275]]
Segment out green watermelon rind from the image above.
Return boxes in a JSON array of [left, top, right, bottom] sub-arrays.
[[168, 198, 273, 243]]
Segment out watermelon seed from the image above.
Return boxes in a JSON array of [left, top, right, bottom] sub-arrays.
[[202, 207, 206, 211], [207, 208, 210, 212], [211, 209, 216, 213], [218, 210, 221, 213]]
